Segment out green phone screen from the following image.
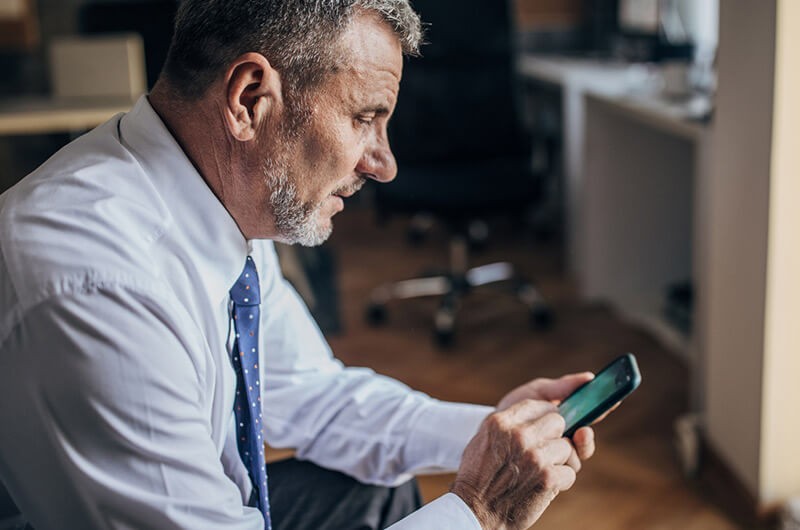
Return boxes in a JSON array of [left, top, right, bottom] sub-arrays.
[[558, 355, 637, 435]]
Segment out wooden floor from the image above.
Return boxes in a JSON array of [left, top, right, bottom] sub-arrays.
[[323, 205, 743, 530]]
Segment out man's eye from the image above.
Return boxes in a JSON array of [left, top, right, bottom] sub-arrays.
[[355, 115, 375, 125]]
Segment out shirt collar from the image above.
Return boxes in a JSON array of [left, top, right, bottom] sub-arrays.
[[118, 95, 250, 305]]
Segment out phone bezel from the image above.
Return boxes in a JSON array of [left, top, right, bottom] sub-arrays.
[[559, 353, 641, 437]]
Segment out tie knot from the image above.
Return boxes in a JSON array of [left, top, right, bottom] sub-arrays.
[[230, 256, 260, 306]]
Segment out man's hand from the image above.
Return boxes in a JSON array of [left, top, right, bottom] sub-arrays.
[[496, 372, 594, 411], [450, 374, 604, 529], [451, 400, 581, 530], [497, 373, 600, 462]]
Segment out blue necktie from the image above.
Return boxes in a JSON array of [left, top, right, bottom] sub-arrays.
[[230, 256, 272, 529]]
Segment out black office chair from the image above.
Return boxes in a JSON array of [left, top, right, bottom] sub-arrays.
[[365, 0, 553, 347]]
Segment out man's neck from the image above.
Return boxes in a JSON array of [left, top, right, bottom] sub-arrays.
[[148, 84, 230, 203], [147, 82, 278, 241]]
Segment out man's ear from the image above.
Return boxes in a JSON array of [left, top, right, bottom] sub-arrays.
[[223, 52, 283, 142]]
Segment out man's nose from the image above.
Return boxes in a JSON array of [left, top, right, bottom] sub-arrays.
[[357, 143, 397, 183]]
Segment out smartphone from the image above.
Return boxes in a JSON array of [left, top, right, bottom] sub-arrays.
[[558, 353, 642, 437]]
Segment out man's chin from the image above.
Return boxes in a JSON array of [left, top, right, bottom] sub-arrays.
[[288, 219, 333, 247]]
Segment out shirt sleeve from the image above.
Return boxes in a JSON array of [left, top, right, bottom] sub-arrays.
[[386, 493, 482, 530], [0, 283, 263, 530], [256, 243, 494, 486]]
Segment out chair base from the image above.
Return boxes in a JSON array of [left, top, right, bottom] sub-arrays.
[[366, 236, 552, 348]]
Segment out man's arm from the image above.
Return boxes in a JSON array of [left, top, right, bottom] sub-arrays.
[[0, 284, 262, 529], [256, 275, 493, 529], [259, 289, 493, 482], [256, 243, 492, 485], [255, 243, 596, 529]]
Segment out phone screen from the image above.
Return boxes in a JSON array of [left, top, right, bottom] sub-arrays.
[[558, 354, 640, 436]]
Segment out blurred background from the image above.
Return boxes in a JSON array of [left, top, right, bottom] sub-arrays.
[[0, 0, 798, 529]]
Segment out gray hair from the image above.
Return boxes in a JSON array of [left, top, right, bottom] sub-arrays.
[[162, 0, 422, 100]]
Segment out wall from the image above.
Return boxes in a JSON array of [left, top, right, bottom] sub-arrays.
[[705, 0, 800, 510], [704, 0, 775, 500], [759, 0, 800, 508]]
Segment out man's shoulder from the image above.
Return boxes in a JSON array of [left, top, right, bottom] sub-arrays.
[[1, 116, 171, 235], [0, 117, 172, 312]]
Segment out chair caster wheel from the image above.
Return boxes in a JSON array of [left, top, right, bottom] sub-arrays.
[[434, 308, 455, 347], [434, 327, 454, 348], [366, 303, 388, 326], [407, 226, 427, 246], [407, 213, 433, 246], [530, 304, 553, 330], [467, 219, 489, 252]]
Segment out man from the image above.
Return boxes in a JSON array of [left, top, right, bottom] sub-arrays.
[[0, 1, 598, 529]]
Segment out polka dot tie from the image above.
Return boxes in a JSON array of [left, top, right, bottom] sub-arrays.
[[229, 256, 271, 529]]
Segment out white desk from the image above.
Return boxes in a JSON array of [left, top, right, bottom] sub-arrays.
[[517, 55, 638, 271], [579, 92, 711, 363], [519, 55, 714, 414]]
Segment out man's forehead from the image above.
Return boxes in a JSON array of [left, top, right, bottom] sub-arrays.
[[337, 10, 404, 81]]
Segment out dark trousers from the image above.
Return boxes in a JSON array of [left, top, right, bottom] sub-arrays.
[[5, 459, 422, 530], [267, 458, 423, 530]]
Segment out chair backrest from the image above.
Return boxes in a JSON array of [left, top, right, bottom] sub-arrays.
[[389, 0, 529, 164]]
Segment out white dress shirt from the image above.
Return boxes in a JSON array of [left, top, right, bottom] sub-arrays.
[[0, 96, 492, 529]]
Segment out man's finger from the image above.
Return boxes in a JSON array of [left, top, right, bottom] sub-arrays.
[[536, 372, 595, 402], [496, 372, 596, 411], [501, 398, 557, 425], [564, 445, 582, 473], [572, 426, 596, 461], [526, 411, 567, 441], [535, 437, 574, 468], [549, 464, 578, 493]]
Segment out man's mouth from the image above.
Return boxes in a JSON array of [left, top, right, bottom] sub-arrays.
[[332, 178, 366, 199]]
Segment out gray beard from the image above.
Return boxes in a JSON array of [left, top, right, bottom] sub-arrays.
[[264, 166, 332, 247], [261, 96, 332, 247]]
